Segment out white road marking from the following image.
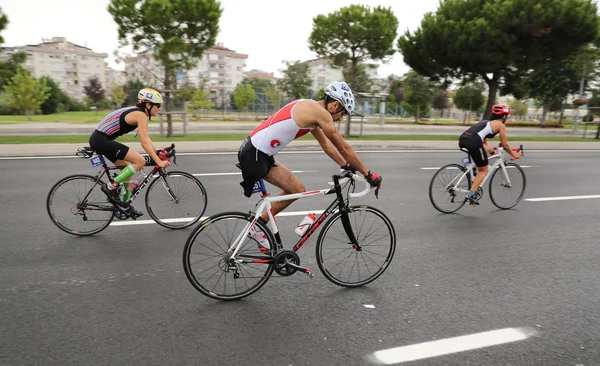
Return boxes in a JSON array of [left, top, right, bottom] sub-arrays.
[[109, 210, 325, 227], [421, 166, 535, 170], [365, 327, 537, 365], [192, 170, 318, 177], [363, 304, 376, 309], [525, 194, 600, 202]]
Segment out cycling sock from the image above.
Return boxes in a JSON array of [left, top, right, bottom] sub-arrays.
[[467, 190, 475, 197], [109, 165, 136, 189], [121, 181, 131, 202]]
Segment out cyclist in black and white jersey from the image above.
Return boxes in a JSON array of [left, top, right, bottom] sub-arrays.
[[458, 104, 521, 205]]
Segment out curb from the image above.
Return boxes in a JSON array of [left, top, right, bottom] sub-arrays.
[[1, 140, 600, 157]]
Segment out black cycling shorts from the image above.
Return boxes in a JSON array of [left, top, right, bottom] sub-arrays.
[[458, 135, 488, 167], [237, 136, 277, 197], [89, 130, 130, 164]]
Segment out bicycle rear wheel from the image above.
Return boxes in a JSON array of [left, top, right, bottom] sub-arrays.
[[145, 171, 207, 229], [316, 205, 396, 287], [183, 212, 275, 301], [489, 163, 526, 209], [47, 174, 115, 236], [429, 163, 471, 214]]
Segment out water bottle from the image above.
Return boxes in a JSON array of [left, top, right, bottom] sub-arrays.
[[294, 213, 316, 236], [128, 168, 146, 192]]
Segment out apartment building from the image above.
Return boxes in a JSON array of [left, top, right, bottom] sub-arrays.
[[304, 58, 379, 93], [0, 37, 108, 101], [105, 63, 127, 87], [244, 69, 278, 82], [124, 43, 248, 107]]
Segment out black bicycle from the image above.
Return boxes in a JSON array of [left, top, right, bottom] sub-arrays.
[[47, 143, 208, 236], [183, 170, 396, 301]]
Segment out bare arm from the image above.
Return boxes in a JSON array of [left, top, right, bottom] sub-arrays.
[[311, 128, 346, 166], [313, 108, 369, 176], [134, 114, 162, 163], [495, 122, 519, 158]]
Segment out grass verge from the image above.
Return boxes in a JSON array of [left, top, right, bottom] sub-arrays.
[[0, 134, 597, 144]]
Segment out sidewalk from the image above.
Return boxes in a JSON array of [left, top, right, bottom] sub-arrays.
[[1, 140, 599, 157]]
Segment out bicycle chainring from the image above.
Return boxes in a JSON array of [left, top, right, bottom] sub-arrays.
[[113, 207, 131, 220], [273, 250, 300, 276]]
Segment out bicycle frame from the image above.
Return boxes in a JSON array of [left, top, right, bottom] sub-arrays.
[[450, 147, 514, 194], [78, 158, 173, 213], [227, 174, 372, 262]]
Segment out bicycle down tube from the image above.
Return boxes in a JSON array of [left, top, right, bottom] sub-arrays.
[[227, 174, 372, 262]]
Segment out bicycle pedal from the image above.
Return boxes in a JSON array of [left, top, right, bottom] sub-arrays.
[[305, 269, 314, 279]]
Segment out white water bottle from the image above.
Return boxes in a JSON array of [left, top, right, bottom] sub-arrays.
[[294, 213, 316, 236], [128, 168, 146, 192]]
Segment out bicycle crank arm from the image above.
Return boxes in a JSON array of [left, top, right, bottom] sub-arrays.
[[284, 261, 314, 278]]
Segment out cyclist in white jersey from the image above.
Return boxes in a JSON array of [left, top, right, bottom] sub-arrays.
[[237, 81, 382, 250], [458, 104, 521, 205]]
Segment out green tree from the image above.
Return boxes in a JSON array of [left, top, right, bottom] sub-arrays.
[[309, 4, 398, 136], [108, 0, 223, 137], [589, 89, 600, 116], [278, 60, 312, 100], [0, 7, 8, 45], [232, 83, 256, 113], [0, 52, 27, 91], [240, 77, 272, 95], [109, 83, 128, 108], [402, 71, 435, 122], [5, 70, 50, 119], [263, 85, 285, 110], [39, 76, 70, 114], [189, 87, 214, 111], [123, 79, 146, 105], [508, 99, 529, 119], [524, 46, 599, 126], [398, 0, 599, 119], [453, 82, 486, 123]]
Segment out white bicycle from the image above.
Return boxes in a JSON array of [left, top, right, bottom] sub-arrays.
[[429, 144, 526, 213], [183, 170, 396, 301]]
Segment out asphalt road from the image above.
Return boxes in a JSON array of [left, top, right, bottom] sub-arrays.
[[1, 149, 599, 366]]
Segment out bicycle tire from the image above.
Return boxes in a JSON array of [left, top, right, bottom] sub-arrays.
[[489, 162, 527, 209], [429, 163, 471, 214], [183, 211, 275, 301], [145, 171, 208, 229], [315, 205, 396, 288], [47, 174, 115, 236]]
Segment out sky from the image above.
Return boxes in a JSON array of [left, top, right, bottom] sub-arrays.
[[1, 0, 441, 78]]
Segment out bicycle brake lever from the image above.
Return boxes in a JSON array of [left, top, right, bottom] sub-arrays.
[[374, 186, 380, 199]]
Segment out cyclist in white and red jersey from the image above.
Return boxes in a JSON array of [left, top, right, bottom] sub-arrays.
[[89, 88, 170, 214], [237, 81, 382, 250], [458, 104, 521, 205]]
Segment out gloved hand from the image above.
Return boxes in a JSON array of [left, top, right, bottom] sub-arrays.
[[365, 171, 382, 198], [340, 162, 357, 174]]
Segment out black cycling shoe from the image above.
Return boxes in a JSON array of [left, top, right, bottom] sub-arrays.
[[130, 206, 144, 219], [101, 184, 122, 204], [466, 195, 480, 205]]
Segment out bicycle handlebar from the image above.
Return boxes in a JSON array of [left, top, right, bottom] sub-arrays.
[[328, 173, 372, 198], [494, 143, 524, 161]]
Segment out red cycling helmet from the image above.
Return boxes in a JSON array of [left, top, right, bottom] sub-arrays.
[[491, 104, 512, 116]]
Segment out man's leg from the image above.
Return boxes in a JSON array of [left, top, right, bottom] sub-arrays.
[[260, 159, 306, 222]]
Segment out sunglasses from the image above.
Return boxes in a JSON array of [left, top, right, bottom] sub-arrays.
[[153, 103, 162, 108]]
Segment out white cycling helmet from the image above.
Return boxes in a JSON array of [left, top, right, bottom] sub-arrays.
[[324, 81, 355, 115]]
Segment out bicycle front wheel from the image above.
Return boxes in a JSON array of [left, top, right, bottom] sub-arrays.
[[183, 212, 275, 301], [429, 163, 471, 214], [47, 174, 115, 236], [316, 205, 396, 287], [145, 171, 207, 229], [489, 162, 526, 209]]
